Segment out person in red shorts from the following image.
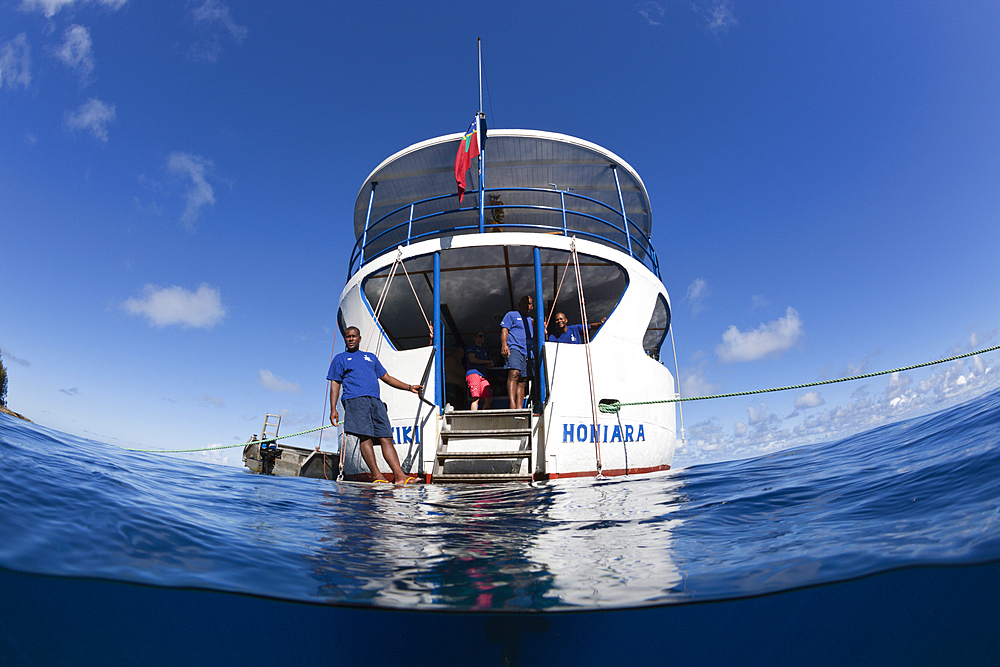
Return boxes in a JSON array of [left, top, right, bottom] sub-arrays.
[[465, 330, 494, 410]]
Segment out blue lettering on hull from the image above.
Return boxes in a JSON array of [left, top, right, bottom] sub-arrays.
[[393, 426, 421, 444], [560, 423, 648, 443]]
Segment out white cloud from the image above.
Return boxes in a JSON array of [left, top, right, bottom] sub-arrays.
[[884, 371, 911, 402], [716, 306, 803, 362], [65, 98, 115, 141], [258, 370, 301, 394], [0, 34, 32, 90], [686, 278, 709, 315], [60, 386, 80, 396], [698, 0, 737, 34], [795, 391, 825, 409], [843, 349, 881, 376], [203, 394, 225, 407], [185, 447, 242, 467], [123, 283, 226, 329], [55, 24, 94, 83], [192, 0, 248, 42], [0, 346, 30, 367], [167, 152, 215, 229], [19, 0, 126, 18], [947, 329, 998, 356], [746, 401, 780, 426], [638, 1, 666, 26], [680, 367, 718, 398]]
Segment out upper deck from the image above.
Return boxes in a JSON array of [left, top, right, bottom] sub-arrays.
[[349, 130, 659, 278]]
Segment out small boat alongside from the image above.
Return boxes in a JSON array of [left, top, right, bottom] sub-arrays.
[[242, 413, 338, 479]]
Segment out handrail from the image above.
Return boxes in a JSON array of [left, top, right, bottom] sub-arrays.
[[347, 187, 660, 279]]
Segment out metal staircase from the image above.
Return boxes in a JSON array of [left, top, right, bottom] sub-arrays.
[[432, 408, 534, 483]]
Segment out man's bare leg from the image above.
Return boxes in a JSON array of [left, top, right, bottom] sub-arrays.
[[358, 437, 389, 482], [515, 378, 527, 409], [378, 437, 409, 483], [507, 369, 520, 409]]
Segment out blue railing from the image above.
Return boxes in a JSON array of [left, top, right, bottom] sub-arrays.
[[347, 187, 660, 279]]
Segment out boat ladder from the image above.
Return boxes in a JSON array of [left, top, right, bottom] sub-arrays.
[[432, 408, 534, 483], [261, 413, 281, 441]]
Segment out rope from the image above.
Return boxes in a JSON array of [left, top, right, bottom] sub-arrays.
[[668, 325, 686, 443], [598, 345, 1000, 414], [120, 423, 335, 453], [318, 325, 338, 453], [363, 249, 402, 352], [545, 253, 573, 333], [571, 239, 603, 476], [399, 257, 432, 335], [337, 429, 346, 482]]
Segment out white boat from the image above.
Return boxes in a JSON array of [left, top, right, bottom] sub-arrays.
[[327, 125, 678, 484]]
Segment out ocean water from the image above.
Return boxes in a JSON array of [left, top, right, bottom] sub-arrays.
[[2, 391, 1000, 666]]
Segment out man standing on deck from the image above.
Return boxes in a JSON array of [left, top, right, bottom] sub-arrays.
[[500, 295, 535, 410], [328, 326, 423, 484], [547, 312, 606, 344]]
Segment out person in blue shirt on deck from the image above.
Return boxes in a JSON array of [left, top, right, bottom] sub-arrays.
[[547, 312, 606, 344], [327, 326, 423, 484], [500, 295, 535, 409]]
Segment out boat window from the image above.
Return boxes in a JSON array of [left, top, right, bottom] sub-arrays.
[[360, 246, 628, 352], [337, 308, 347, 340], [643, 294, 671, 361]]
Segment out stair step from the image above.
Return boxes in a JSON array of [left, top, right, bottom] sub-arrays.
[[445, 408, 532, 417], [436, 450, 530, 460], [441, 428, 531, 438]]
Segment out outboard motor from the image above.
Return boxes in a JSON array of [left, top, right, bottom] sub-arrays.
[[259, 437, 281, 475]]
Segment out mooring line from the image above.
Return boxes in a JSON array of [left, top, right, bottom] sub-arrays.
[[121, 346, 999, 451], [599, 345, 1000, 414], [120, 423, 334, 454]]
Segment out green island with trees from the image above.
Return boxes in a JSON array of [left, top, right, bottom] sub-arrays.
[[0, 351, 32, 422]]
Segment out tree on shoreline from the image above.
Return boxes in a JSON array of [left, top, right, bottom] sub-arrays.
[[1, 351, 7, 407]]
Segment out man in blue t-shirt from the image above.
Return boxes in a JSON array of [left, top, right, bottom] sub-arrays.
[[547, 312, 606, 344], [327, 326, 423, 484], [500, 295, 535, 409]]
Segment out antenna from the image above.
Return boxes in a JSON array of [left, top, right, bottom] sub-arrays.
[[478, 38, 483, 114]]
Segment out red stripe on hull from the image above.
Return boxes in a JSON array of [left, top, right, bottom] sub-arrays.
[[534, 463, 671, 481]]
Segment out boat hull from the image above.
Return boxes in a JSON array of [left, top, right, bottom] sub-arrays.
[[335, 232, 677, 483]]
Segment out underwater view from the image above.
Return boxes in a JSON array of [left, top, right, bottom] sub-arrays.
[[3, 389, 1000, 666]]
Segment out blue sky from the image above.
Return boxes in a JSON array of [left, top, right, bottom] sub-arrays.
[[2, 0, 999, 467]]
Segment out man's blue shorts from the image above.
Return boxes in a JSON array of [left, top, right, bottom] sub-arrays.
[[506, 347, 532, 375], [342, 396, 392, 440]]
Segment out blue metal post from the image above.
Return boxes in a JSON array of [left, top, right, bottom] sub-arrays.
[[533, 247, 547, 408], [360, 181, 377, 266], [406, 204, 414, 246], [433, 251, 443, 414], [610, 166, 633, 258], [560, 190, 568, 236]]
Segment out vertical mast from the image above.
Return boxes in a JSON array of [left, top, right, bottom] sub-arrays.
[[477, 38, 485, 234]]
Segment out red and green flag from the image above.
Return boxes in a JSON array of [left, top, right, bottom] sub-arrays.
[[454, 114, 484, 203]]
